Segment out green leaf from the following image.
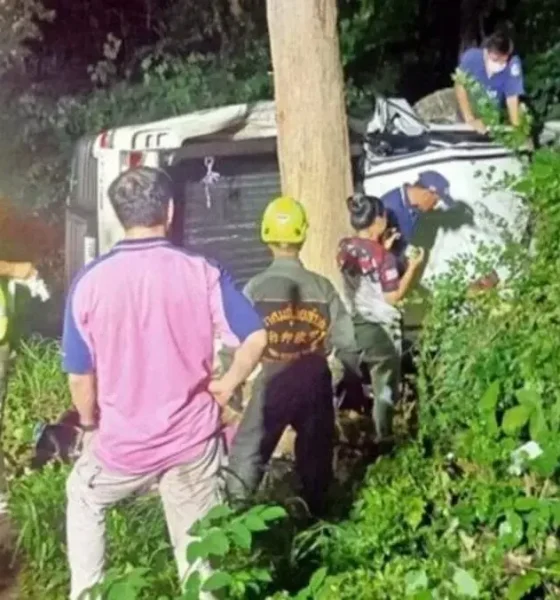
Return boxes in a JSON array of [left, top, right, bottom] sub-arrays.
[[186, 540, 205, 564], [531, 448, 559, 478], [229, 522, 252, 550], [203, 529, 230, 557], [411, 593, 433, 600], [106, 584, 136, 600], [309, 567, 328, 591], [453, 568, 480, 598], [502, 405, 532, 436], [183, 571, 201, 598], [514, 497, 541, 512], [479, 381, 500, 412], [529, 408, 549, 440], [405, 569, 429, 595], [516, 389, 540, 410], [506, 572, 541, 600], [244, 515, 268, 532], [499, 512, 525, 548], [201, 571, 233, 592], [259, 505, 288, 522], [551, 501, 560, 527], [204, 505, 234, 523], [252, 568, 273, 583], [404, 498, 426, 530]]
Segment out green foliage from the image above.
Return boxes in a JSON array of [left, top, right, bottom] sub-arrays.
[[2, 338, 70, 475], [338, 0, 416, 95], [0, 42, 273, 208], [0, 0, 55, 71], [524, 43, 560, 121]]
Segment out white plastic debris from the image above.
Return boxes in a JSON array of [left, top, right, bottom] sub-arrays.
[[508, 441, 543, 476], [8, 273, 50, 302]]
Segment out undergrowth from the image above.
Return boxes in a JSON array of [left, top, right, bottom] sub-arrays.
[[3, 136, 560, 599]]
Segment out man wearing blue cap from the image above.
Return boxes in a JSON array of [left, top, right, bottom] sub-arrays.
[[380, 170, 455, 271]]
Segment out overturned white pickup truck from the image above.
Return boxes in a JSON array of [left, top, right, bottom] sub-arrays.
[[66, 97, 545, 301], [361, 97, 530, 288]]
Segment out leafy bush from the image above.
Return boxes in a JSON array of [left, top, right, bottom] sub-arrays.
[[525, 43, 560, 121]]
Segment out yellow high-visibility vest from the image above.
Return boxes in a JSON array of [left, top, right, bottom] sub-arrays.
[[0, 279, 10, 344]]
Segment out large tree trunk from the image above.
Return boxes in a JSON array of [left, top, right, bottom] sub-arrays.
[[266, 0, 352, 293]]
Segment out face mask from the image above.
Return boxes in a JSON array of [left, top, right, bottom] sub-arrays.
[[434, 198, 450, 211], [486, 59, 507, 75]]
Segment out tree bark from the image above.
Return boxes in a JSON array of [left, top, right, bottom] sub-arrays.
[[266, 0, 352, 293]]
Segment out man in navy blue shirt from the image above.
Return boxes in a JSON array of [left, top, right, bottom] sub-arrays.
[[454, 31, 524, 133], [380, 170, 456, 272]]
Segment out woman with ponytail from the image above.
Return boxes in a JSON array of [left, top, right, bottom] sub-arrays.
[[337, 193, 424, 442]]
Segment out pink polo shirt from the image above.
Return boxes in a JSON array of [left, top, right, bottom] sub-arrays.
[[62, 238, 263, 475]]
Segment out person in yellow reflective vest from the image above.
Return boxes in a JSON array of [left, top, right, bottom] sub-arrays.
[[0, 261, 37, 521]]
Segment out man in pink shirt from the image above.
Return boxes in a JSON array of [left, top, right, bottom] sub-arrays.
[[62, 167, 266, 599]]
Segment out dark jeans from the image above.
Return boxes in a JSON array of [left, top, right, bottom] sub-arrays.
[[226, 354, 335, 515], [354, 320, 402, 440]]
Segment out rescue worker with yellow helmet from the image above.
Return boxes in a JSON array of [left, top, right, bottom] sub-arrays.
[[226, 196, 361, 516], [0, 261, 38, 522]]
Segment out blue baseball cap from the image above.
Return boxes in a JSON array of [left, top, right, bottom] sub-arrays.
[[416, 171, 455, 210]]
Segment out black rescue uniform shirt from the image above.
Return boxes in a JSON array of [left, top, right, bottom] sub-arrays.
[[243, 256, 361, 377]]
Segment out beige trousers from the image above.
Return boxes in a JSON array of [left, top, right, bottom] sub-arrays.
[[66, 436, 224, 600]]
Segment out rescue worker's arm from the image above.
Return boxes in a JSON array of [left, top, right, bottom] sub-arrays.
[[455, 81, 476, 124], [384, 248, 424, 305], [211, 331, 267, 406], [0, 261, 36, 280], [208, 265, 266, 406], [326, 284, 361, 377], [504, 57, 524, 127], [455, 83, 487, 134], [68, 374, 96, 428], [454, 50, 486, 134], [506, 96, 521, 127], [61, 277, 98, 428]]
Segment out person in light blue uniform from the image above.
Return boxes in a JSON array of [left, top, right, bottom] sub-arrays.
[[380, 171, 456, 273], [455, 31, 524, 133]]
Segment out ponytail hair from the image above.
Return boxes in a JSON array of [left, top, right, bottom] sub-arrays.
[[346, 192, 386, 231]]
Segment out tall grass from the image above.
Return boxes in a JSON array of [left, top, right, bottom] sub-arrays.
[[3, 338, 70, 476]]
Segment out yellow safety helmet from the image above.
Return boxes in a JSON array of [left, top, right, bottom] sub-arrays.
[[260, 196, 308, 245]]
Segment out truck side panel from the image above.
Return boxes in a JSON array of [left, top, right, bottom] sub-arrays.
[[65, 136, 98, 288]]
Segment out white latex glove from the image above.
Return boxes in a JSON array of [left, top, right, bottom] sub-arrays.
[[8, 272, 50, 302]]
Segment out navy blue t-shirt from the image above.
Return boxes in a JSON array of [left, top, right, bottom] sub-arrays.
[[457, 48, 524, 107], [381, 187, 418, 247], [380, 186, 419, 272]]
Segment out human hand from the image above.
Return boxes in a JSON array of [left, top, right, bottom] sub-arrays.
[[383, 228, 401, 251], [407, 246, 425, 268], [75, 428, 96, 457], [467, 118, 487, 135], [0, 261, 37, 280], [209, 377, 236, 408]]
